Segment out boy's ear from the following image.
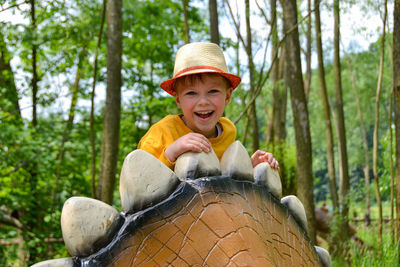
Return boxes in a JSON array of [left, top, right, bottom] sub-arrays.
[[225, 87, 234, 106], [175, 95, 182, 109]]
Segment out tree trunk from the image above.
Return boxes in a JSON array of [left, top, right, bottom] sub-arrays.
[[269, 0, 287, 148], [0, 31, 21, 120], [390, 88, 395, 244], [28, 3, 41, 260], [209, 0, 220, 45], [372, 0, 387, 245], [333, 0, 350, 247], [182, 0, 190, 44], [392, 0, 400, 254], [30, 0, 38, 127], [304, 0, 312, 101], [386, 19, 396, 245], [343, 51, 371, 225], [245, 0, 259, 152], [97, 0, 122, 205], [268, 0, 290, 196], [314, 0, 339, 211], [91, 0, 107, 199], [279, 0, 316, 244], [265, 0, 278, 145]]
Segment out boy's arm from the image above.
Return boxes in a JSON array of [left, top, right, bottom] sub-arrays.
[[251, 150, 280, 170], [165, 133, 212, 162]]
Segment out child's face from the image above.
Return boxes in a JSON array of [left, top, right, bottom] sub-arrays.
[[175, 73, 233, 138]]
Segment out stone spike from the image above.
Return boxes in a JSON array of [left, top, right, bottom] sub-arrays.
[[314, 246, 331, 267], [61, 197, 122, 257], [281, 195, 308, 231], [175, 149, 221, 180], [254, 162, 282, 199], [31, 258, 74, 267], [220, 141, 253, 181], [119, 149, 180, 213]]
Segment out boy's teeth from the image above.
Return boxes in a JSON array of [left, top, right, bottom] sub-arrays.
[[196, 111, 213, 118]]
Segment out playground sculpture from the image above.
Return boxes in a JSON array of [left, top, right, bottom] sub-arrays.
[[32, 141, 331, 267]]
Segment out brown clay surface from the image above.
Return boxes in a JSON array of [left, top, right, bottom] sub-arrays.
[[81, 177, 320, 266]]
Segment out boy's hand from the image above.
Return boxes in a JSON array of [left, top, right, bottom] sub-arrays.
[[251, 150, 280, 170], [165, 133, 212, 162]]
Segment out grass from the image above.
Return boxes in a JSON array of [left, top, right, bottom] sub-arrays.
[[320, 201, 399, 266]]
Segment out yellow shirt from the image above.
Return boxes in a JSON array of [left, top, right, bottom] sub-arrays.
[[138, 115, 236, 169]]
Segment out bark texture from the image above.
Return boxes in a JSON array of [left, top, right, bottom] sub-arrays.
[[304, 0, 312, 101], [333, 0, 350, 243], [279, 0, 316, 244], [209, 0, 220, 45], [372, 0, 387, 245], [182, 0, 190, 44], [314, 0, 338, 210], [245, 0, 259, 152], [30, 0, 38, 127], [0, 32, 21, 120], [267, 0, 291, 195], [90, 0, 107, 199], [393, 0, 400, 255], [97, 0, 122, 204]]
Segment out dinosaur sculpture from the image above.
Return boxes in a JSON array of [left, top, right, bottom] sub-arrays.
[[32, 141, 331, 267]]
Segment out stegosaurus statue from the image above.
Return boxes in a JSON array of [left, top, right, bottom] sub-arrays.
[[32, 141, 331, 267]]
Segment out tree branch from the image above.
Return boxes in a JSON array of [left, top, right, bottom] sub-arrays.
[[0, 149, 45, 177], [0, 0, 29, 13], [0, 237, 63, 245], [233, 7, 316, 124], [255, 0, 270, 25], [223, 0, 247, 51], [0, 211, 24, 230]]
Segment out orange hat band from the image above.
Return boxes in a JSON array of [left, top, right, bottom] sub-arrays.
[[174, 65, 225, 78]]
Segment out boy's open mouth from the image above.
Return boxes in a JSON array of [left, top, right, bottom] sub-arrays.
[[195, 111, 214, 119]]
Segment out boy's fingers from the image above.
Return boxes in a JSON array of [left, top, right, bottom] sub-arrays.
[[271, 159, 280, 170], [188, 143, 203, 153], [199, 141, 211, 152], [187, 139, 210, 153], [189, 133, 211, 146]]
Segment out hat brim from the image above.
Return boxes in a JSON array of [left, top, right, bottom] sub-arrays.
[[160, 67, 241, 96]]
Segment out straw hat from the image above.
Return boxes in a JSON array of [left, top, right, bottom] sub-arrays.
[[160, 42, 241, 96]]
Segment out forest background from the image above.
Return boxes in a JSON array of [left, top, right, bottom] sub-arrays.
[[1, 0, 400, 266]]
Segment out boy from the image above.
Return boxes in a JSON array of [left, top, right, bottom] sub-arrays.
[[138, 42, 279, 170]]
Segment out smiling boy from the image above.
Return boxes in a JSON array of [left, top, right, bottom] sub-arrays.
[[138, 42, 278, 170]]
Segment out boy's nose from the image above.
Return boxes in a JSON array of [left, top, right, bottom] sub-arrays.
[[197, 95, 210, 105]]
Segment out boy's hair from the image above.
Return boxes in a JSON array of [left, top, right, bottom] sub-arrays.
[[174, 73, 231, 92]]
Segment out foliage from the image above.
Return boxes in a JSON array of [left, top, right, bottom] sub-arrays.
[[309, 34, 393, 202], [1, 0, 207, 264], [0, 0, 398, 265]]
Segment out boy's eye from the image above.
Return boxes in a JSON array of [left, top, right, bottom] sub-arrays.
[[209, 89, 220, 94], [185, 91, 197, 96]]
